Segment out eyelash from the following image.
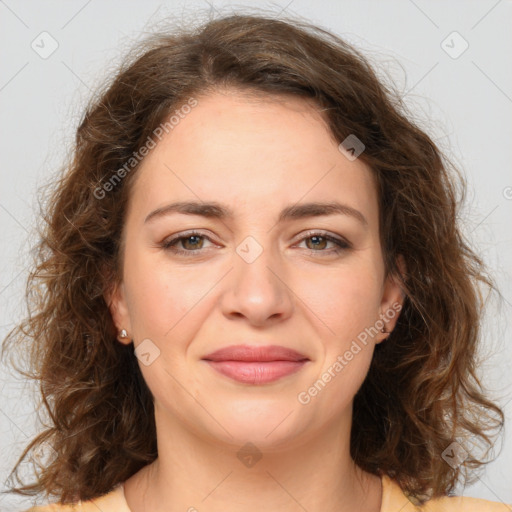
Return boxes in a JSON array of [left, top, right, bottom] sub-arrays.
[[160, 230, 351, 257]]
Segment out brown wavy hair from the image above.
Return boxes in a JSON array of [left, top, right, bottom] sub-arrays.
[[1, 9, 505, 506]]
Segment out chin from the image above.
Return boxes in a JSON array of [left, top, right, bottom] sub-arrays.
[[205, 404, 309, 450]]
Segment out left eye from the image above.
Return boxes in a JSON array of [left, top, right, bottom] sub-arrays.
[[296, 233, 350, 254], [160, 231, 350, 256]]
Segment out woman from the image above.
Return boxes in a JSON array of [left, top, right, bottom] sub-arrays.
[[3, 11, 509, 512]]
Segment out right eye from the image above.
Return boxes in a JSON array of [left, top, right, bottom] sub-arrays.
[[160, 231, 216, 255]]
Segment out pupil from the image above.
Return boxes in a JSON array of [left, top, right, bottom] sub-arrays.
[[309, 236, 326, 249], [185, 235, 201, 249]]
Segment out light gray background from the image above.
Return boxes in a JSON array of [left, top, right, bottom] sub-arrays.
[[1, 0, 511, 510]]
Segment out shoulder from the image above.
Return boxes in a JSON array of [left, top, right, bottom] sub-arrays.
[[21, 483, 130, 512], [22, 505, 77, 512], [381, 474, 511, 512], [420, 495, 512, 511], [22, 503, 78, 512]]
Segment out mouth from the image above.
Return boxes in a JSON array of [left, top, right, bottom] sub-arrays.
[[201, 345, 309, 385]]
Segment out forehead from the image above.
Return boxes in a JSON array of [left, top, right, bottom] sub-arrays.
[[128, 90, 378, 225]]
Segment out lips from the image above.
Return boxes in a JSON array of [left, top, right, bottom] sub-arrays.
[[202, 345, 309, 385], [202, 344, 308, 362]]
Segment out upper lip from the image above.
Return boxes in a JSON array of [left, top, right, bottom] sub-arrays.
[[202, 345, 309, 362]]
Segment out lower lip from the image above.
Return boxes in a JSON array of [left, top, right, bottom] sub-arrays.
[[204, 360, 307, 384]]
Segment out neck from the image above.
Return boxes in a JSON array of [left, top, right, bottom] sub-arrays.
[[123, 405, 382, 512]]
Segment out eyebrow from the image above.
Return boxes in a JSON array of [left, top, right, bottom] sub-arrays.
[[144, 200, 368, 226]]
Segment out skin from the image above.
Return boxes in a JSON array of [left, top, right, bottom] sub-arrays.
[[108, 88, 404, 512]]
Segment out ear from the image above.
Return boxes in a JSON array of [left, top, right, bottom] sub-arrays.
[[104, 280, 132, 345], [376, 254, 406, 343]]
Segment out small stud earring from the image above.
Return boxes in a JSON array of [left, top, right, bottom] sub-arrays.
[[380, 326, 391, 340], [119, 329, 128, 339]]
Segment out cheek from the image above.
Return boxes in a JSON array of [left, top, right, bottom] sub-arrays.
[[305, 344, 374, 417], [297, 269, 379, 412], [122, 248, 206, 339], [298, 259, 383, 338]]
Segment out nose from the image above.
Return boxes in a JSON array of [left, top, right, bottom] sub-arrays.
[[220, 241, 294, 327]]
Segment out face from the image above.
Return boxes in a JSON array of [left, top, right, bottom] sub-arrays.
[[108, 89, 403, 450]]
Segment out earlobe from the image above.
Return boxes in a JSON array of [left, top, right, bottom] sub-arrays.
[[374, 324, 391, 344], [118, 328, 130, 343], [104, 281, 132, 345]]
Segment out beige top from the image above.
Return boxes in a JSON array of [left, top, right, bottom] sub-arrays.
[[23, 474, 512, 511]]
